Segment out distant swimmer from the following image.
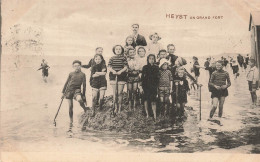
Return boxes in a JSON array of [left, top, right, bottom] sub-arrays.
[[37, 59, 50, 83]]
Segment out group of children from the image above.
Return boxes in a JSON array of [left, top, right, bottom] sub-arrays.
[[61, 41, 193, 126], [56, 24, 258, 126]]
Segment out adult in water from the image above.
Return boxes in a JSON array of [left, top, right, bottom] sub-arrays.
[[37, 59, 50, 83]]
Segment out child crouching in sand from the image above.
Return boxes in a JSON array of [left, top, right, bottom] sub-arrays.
[[158, 58, 173, 116], [90, 54, 107, 116], [172, 68, 190, 117], [141, 54, 160, 120], [208, 60, 231, 118], [62, 60, 88, 126], [108, 45, 128, 115], [246, 59, 259, 107]]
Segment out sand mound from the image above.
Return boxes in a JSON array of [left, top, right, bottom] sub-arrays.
[[80, 93, 189, 133]]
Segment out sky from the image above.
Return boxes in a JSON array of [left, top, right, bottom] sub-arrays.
[[2, 0, 260, 57]]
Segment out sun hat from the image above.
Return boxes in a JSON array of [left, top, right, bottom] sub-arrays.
[[159, 58, 171, 68]]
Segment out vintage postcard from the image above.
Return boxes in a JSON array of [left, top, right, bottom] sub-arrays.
[[1, 0, 260, 161]]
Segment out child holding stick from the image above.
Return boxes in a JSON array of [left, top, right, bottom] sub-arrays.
[[108, 45, 128, 115]]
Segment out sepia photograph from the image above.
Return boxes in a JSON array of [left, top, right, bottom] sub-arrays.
[[0, 0, 260, 161]]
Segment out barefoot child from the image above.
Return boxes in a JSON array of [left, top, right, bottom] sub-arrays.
[[127, 47, 140, 110], [172, 68, 190, 117], [62, 60, 88, 126], [208, 61, 231, 118], [141, 54, 160, 120], [37, 59, 50, 82], [108, 45, 128, 114], [82, 47, 105, 106], [136, 47, 147, 104], [158, 59, 173, 116], [90, 54, 107, 115], [246, 59, 259, 106]]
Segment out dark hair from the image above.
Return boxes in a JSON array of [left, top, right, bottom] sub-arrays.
[[216, 60, 223, 65], [137, 46, 146, 53], [127, 47, 135, 55], [112, 45, 124, 55], [158, 49, 167, 56], [92, 54, 105, 67], [95, 47, 103, 51], [72, 60, 81, 65], [167, 44, 175, 50], [193, 56, 198, 61], [132, 24, 139, 28], [147, 54, 156, 65], [249, 59, 256, 64]]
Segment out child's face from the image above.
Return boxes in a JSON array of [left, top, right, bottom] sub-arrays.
[[216, 62, 222, 70], [115, 46, 122, 55], [129, 50, 135, 58], [160, 52, 167, 59], [73, 63, 81, 72], [127, 38, 133, 45], [152, 35, 159, 42], [178, 71, 184, 77], [193, 59, 196, 62], [249, 61, 255, 67], [138, 49, 146, 57], [168, 46, 175, 54], [148, 56, 155, 64], [162, 63, 168, 70], [96, 48, 103, 55], [94, 56, 102, 64]]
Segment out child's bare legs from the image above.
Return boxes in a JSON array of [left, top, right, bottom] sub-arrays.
[[250, 90, 257, 106], [160, 96, 164, 116], [133, 82, 138, 109], [176, 103, 181, 116], [180, 103, 185, 116], [118, 84, 125, 113], [210, 97, 219, 118], [218, 97, 225, 117], [99, 89, 106, 110], [75, 95, 87, 113], [144, 100, 149, 118], [151, 102, 157, 120], [92, 89, 98, 115], [67, 99, 73, 126], [127, 83, 133, 109], [164, 96, 170, 116], [111, 84, 118, 113]]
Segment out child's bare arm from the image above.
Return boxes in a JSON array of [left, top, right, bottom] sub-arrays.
[[82, 74, 86, 96], [62, 74, 71, 93]]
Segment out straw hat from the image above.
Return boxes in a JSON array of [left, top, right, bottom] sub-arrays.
[[159, 58, 171, 68]]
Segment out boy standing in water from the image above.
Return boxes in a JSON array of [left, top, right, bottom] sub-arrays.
[[208, 61, 231, 118], [246, 59, 259, 107], [62, 60, 88, 126], [38, 59, 50, 82]]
